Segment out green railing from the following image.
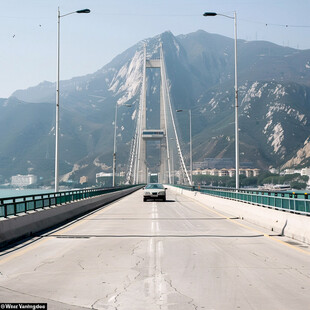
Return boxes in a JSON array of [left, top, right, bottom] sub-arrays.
[[0, 185, 141, 218], [174, 185, 310, 215]]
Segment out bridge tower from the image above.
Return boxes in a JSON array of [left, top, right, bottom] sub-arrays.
[[126, 43, 191, 186], [137, 43, 169, 184]]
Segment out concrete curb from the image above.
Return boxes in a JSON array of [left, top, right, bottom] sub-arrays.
[[169, 186, 310, 245], [0, 186, 141, 248]]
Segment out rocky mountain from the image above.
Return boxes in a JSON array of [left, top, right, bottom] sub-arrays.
[[2, 30, 310, 185], [192, 80, 310, 169]]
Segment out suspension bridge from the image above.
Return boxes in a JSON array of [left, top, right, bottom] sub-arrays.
[[125, 43, 191, 186]]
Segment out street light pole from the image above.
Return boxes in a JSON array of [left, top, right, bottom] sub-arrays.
[[54, 8, 90, 193], [189, 109, 193, 185], [55, 8, 60, 193], [113, 103, 118, 187], [112, 103, 132, 187], [233, 11, 239, 190], [203, 11, 239, 190]]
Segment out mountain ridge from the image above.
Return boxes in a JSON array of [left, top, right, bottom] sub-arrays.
[[1, 30, 310, 184]]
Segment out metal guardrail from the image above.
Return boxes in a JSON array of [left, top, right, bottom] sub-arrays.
[[0, 185, 140, 218], [174, 185, 310, 215]]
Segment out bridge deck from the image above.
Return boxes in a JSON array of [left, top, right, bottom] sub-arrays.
[[0, 189, 309, 309]]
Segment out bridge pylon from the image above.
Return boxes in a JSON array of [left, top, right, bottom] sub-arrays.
[[137, 43, 169, 184], [126, 43, 191, 186]]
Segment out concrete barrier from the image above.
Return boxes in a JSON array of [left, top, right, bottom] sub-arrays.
[[0, 186, 142, 248], [169, 186, 310, 245]]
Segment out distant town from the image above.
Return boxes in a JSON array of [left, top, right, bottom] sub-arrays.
[[3, 157, 310, 190]]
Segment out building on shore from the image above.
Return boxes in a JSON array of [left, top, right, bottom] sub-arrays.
[[96, 172, 113, 186], [11, 174, 37, 187], [193, 158, 254, 170], [301, 168, 310, 176], [193, 168, 260, 178]]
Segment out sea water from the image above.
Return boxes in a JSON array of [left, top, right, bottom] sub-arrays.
[[0, 189, 53, 199]]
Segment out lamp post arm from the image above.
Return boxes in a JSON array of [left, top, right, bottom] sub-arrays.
[[60, 12, 76, 18], [217, 13, 234, 19], [60, 9, 90, 18]]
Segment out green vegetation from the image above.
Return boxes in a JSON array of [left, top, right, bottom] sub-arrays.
[[193, 172, 309, 189]]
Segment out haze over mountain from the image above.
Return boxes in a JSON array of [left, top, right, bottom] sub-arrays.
[[1, 30, 310, 185]]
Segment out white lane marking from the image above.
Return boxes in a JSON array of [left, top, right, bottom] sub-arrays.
[[148, 202, 167, 308], [147, 202, 156, 298], [154, 202, 160, 232], [151, 221, 155, 232], [156, 240, 167, 309]]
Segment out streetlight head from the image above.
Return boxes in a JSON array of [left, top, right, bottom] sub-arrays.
[[76, 9, 91, 14], [176, 109, 183, 112], [203, 12, 217, 17]]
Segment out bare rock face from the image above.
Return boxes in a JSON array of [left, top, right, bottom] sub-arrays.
[[282, 137, 310, 169]]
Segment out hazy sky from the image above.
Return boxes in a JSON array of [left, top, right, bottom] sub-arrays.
[[0, 0, 309, 98]]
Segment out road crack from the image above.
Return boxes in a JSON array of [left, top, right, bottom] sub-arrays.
[[165, 278, 199, 310], [33, 260, 54, 272], [77, 261, 85, 270]]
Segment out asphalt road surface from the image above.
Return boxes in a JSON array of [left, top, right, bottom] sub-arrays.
[[0, 188, 309, 310]]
